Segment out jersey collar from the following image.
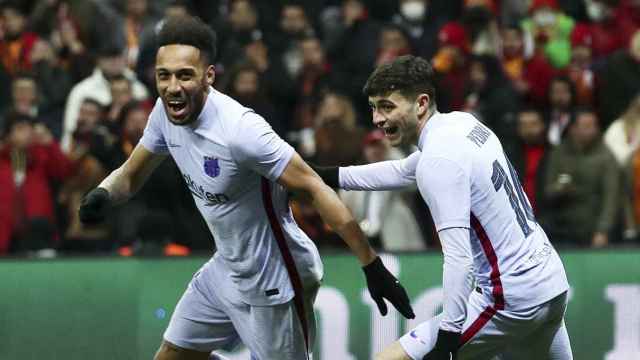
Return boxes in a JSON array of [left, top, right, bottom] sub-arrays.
[[417, 111, 440, 151]]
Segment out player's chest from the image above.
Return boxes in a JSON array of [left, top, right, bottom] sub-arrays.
[[166, 133, 252, 205]]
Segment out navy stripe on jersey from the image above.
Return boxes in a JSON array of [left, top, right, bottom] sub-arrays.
[[260, 178, 310, 357], [471, 213, 505, 310]]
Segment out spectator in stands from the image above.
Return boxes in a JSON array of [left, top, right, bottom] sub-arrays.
[[544, 108, 620, 247], [581, 0, 626, 59], [432, 22, 470, 111], [270, 2, 315, 79], [6, 74, 37, 118], [29, 0, 92, 84], [505, 107, 551, 217], [521, 0, 575, 69], [324, 0, 381, 107], [311, 91, 366, 167], [339, 129, 426, 251], [242, 36, 296, 129], [463, 54, 520, 144], [375, 24, 412, 66], [215, 0, 263, 72], [61, 43, 148, 152], [105, 74, 134, 129], [604, 95, 640, 166], [0, 2, 40, 76], [291, 36, 335, 132], [0, 113, 73, 255], [223, 62, 284, 137], [566, 24, 597, 106], [460, 0, 501, 56], [546, 76, 576, 145], [120, 0, 156, 69], [500, 24, 555, 107], [614, 0, 640, 49], [606, 95, 640, 243], [391, 0, 449, 60], [598, 29, 640, 129]]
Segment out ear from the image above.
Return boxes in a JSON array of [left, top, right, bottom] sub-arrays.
[[416, 94, 430, 117], [206, 65, 215, 86]]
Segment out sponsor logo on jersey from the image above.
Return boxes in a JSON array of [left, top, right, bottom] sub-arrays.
[[204, 156, 221, 177], [183, 173, 229, 206]]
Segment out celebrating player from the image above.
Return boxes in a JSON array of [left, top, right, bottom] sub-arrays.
[[314, 55, 573, 360], [79, 16, 414, 360]]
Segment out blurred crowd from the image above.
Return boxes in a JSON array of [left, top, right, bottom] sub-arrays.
[[1, 0, 640, 257]]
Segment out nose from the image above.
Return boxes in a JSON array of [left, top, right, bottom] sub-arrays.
[[167, 75, 181, 95], [372, 109, 386, 128]]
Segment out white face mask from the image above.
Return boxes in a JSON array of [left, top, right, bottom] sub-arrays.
[[533, 9, 557, 26], [586, 1, 607, 22], [401, 1, 426, 22]]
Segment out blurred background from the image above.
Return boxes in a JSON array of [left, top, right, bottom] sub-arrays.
[[0, 0, 639, 359]]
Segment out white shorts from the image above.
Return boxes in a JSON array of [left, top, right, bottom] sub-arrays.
[[399, 291, 573, 360], [163, 258, 320, 359]]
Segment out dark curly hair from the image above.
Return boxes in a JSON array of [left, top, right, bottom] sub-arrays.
[[157, 15, 217, 64], [363, 55, 437, 109]]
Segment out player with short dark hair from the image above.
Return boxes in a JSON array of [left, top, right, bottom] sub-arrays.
[[79, 16, 414, 360], [315, 55, 573, 360]]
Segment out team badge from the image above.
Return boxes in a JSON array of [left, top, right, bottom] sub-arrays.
[[204, 156, 220, 178]]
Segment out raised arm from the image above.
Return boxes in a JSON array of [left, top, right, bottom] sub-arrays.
[[314, 150, 420, 191], [278, 152, 415, 319]]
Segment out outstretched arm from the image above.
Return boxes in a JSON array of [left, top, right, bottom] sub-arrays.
[[279, 152, 415, 319], [98, 144, 167, 204], [315, 150, 420, 191], [79, 144, 167, 223]]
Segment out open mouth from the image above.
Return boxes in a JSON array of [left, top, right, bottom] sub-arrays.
[[383, 126, 399, 137], [167, 99, 188, 118]]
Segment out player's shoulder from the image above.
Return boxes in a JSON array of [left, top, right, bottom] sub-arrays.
[[424, 112, 480, 154]]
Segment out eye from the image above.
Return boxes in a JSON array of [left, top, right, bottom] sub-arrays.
[[380, 104, 394, 112], [157, 72, 169, 80], [179, 73, 193, 81]]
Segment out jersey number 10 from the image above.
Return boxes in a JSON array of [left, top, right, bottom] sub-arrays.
[[491, 158, 536, 237]]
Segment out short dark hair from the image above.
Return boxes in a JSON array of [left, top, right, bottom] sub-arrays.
[[363, 55, 436, 108], [2, 111, 35, 138], [80, 97, 104, 111], [157, 15, 217, 64]]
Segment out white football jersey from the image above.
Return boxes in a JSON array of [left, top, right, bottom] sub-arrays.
[[341, 111, 569, 310], [140, 88, 323, 306]]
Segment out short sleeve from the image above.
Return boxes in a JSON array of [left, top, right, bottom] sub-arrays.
[[139, 101, 169, 154], [416, 156, 470, 231], [230, 111, 294, 181]]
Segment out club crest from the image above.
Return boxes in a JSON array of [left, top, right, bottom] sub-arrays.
[[204, 156, 220, 178]]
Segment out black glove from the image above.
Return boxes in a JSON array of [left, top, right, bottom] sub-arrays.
[[363, 256, 415, 319], [79, 187, 111, 224], [309, 163, 339, 188], [423, 329, 460, 360]]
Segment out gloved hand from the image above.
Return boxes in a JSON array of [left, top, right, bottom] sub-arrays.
[[423, 329, 460, 360], [363, 256, 415, 319], [79, 187, 111, 224]]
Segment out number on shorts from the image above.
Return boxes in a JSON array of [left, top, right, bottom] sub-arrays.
[[491, 159, 535, 237]]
